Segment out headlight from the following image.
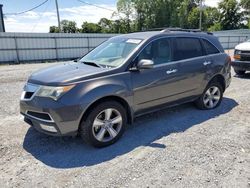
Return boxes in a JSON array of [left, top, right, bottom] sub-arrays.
[[234, 50, 241, 60], [35, 85, 75, 100], [234, 50, 241, 55]]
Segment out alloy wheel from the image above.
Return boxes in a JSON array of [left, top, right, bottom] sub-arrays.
[[203, 86, 221, 109], [92, 108, 123, 142]]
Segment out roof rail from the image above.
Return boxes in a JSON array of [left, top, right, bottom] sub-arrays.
[[160, 27, 213, 35], [141, 27, 213, 35]]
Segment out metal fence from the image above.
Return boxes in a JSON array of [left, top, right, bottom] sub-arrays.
[[0, 32, 117, 63], [0, 29, 249, 64], [213, 29, 250, 49]]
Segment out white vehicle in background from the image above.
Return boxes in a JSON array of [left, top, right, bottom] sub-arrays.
[[232, 39, 250, 75]]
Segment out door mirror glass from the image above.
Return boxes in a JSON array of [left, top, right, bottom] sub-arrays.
[[137, 59, 154, 70]]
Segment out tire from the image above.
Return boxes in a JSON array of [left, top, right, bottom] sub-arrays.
[[195, 82, 223, 110], [234, 69, 245, 76], [80, 101, 127, 147]]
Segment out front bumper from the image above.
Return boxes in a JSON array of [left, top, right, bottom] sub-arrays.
[[20, 96, 83, 136], [232, 60, 250, 71]]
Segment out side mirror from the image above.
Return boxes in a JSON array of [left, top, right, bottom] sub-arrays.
[[137, 59, 154, 70], [73, 58, 80, 62]]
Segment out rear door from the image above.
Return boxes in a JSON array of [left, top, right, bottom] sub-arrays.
[[172, 37, 209, 96]]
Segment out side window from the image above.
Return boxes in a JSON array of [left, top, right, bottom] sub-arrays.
[[137, 38, 172, 65], [202, 39, 220, 55], [173, 38, 203, 61]]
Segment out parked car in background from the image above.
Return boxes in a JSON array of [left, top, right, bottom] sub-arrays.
[[232, 39, 250, 75], [20, 28, 231, 147]]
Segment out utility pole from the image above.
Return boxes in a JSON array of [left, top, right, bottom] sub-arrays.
[[199, 0, 202, 30], [55, 0, 61, 32], [0, 4, 5, 32]]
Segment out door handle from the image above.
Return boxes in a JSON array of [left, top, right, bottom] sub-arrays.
[[203, 61, 212, 66], [166, 69, 178, 74]]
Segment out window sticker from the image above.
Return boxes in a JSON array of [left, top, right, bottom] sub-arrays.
[[126, 39, 142, 44]]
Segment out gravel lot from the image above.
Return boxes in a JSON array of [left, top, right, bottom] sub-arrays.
[[0, 62, 249, 188]]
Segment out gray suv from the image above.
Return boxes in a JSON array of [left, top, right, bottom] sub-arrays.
[[20, 29, 231, 147]]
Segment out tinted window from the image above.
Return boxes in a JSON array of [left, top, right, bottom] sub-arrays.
[[173, 38, 203, 61], [138, 38, 171, 65], [202, 39, 220, 55]]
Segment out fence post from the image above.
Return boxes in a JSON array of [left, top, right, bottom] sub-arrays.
[[227, 36, 230, 51], [14, 36, 20, 63], [54, 37, 59, 61], [87, 36, 90, 52]]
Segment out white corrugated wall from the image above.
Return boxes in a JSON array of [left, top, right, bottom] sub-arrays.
[[0, 30, 249, 63], [0, 32, 117, 63]]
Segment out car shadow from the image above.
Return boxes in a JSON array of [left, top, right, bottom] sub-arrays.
[[23, 97, 238, 169], [233, 72, 250, 79]]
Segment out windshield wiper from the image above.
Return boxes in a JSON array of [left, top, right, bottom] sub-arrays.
[[81, 61, 102, 68]]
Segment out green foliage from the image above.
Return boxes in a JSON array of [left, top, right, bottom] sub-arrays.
[[208, 23, 222, 32], [49, 0, 250, 33], [218, 0, 243, 30], [61, 20, 77, 33], [241, 0, 250, 10], [49, 26, 59, 33], [81, 22, 101, 33]]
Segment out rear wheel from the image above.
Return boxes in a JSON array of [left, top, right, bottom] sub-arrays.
[[234, 69, 245, 75], [195, 82, 223, 110], [80, 101, 127, 147]]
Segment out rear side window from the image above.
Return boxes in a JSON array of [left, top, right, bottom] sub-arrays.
[[173, 38, 203, 61], [202, 39, 220, 55]]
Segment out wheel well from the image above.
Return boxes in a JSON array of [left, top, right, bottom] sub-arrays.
[[81, 96, 133, 125], [208, 74, 226, 91]]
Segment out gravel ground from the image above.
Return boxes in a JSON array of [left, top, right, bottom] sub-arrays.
[[0, 62, 250, 188]]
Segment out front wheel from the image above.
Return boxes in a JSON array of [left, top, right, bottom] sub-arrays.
[[80, 101, 127, 147], [195, 82, 223, 110]]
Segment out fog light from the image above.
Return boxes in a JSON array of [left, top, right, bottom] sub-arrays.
[[40, 124, 57, 132]]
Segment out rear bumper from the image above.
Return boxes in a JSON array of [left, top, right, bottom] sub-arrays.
[[232, 60, 250, 71]]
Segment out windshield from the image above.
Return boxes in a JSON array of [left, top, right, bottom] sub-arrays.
[[80, 37, 142, 68]]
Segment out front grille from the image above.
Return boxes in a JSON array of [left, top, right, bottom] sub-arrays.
[[240, 51, 250, 61], [241, 56, 250, 61], [26, 111, 53, 122]]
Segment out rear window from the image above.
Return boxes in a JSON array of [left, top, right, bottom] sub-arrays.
[[202, 39, 220, 55], [173, 38, 203, 61]]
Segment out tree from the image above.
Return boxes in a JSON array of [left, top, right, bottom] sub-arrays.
[[81, 22, 101, 33], [61, 20, 77, 33], [241, 0, 250, 28], [205, 7, 220, 28], [117, 0, 134, 32], [218, 0, 243, 30], [98, 18, 113, 33], [187, 7, 202, 29], [49, 26, 59, 33]]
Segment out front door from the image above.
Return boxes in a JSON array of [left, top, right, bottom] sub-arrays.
[[131, 38, 185, 113]]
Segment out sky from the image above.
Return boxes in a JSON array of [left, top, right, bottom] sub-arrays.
[[1, 0, 221, 33]]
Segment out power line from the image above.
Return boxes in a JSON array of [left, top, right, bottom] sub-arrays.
[[76, 0, 115, 12], [4, 0, 49, 15], [31, 0, 51, 32]]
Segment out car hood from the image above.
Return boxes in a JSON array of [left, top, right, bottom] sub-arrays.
[[235, 41, 250, 51], [28, 61, 107, 85]]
